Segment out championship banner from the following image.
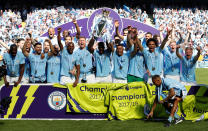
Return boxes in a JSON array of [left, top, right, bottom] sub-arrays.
[[41, 8, 159, 39], [105, 83, 208, 120], [105, 82, 149, 120], [53, 83, 126, 113], [105, 82, 168, 120], [179, 85, 208, 121], [0, 83, 208, 120]]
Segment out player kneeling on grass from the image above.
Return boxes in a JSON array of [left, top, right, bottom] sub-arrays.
[[147, 75, 187, 124]]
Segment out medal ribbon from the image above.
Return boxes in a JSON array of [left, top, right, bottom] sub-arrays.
[[11, 57, 15, 75], [117, 55, 123, 69], [149, 52, 156, 71]]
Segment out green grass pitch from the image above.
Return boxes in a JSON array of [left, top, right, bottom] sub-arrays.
[[0, 120, 207, 131]]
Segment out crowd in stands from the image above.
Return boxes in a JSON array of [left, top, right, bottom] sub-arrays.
[[0, 6, 148, 50], [153, 8, 208, 56]]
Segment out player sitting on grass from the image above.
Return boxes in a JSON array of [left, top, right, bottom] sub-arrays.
[[147, 75, 187, 125]]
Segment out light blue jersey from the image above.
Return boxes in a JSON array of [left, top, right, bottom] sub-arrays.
[[47, 55, 61, 83], [23, 57, 30, 78], [163, 47, 180, 76], [112, 52, 129, 80], [60, 47, 80, 78], [180, 56, 197, 82], [28, 53, 48, 82], [121, 36, 127, 47], [3, 52, 25, 77], [156, 78, 187, 101], [128, 45, 146, 78], [143, 47, 163, 76], [93, 50, 111, 77], [75, 48, 93, 78], [142, 38, 148, 49]]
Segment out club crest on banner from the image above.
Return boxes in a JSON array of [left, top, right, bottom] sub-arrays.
[[48, 91, 66, 111]]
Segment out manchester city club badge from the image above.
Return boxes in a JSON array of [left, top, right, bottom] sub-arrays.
[[48, 91, 66, 111]]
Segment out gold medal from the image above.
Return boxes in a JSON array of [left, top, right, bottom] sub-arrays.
[[83, 64, 86, 67], [120, 66, 123, 70], [51, 72, 54, 75], [152, 67, 155, 71]]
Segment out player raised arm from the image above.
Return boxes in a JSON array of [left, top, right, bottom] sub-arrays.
[[160, 29, 172, 50], [176, 30, 183, 45], [115, 20, 124, 40], [137, 34, 144, 52], [57, 28, 64, 51], [0, 40, 9, 50], [159, 25, 164, 42], [193, 46, 202, 63], [28, 31, 37, 47], [22, 41, 29, 58], [106, 40, 114, 53], [181, 26, 192, 50], [47, 39, 55, 57], [73, 18, 81, 39], [88, 36, 95, 54], [126, 29, 135, 51], [130, 37, 141, 58], [176, 45, 183, 59]]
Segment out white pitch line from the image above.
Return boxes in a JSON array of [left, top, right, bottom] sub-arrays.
[[0, 118, 106, 120]]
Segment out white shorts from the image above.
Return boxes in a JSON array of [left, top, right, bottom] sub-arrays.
[[112, 78, 127, 83], [60, 76, 75, 85], [181, 90, 188, 100], [181, 81, 197, 86], [164, 75, 180, 82], [21, 77, 29, 84], [96, 75, 112, 83], [6, 76, 19, 83], [80, 74, 96, 83], [170, 90, 187, 101]]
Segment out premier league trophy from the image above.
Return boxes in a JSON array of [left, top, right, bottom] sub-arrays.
[[91, 9, 113, 43]]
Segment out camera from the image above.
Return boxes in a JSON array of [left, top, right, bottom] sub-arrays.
[[0, 97, 12, 114], [0, 65, 7, 78], [81, 79, 87, 83]]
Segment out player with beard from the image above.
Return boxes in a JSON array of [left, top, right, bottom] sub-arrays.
[[137, 30, 171, 84], [74, 35, 96, 83], [142, 32, 153, 49], [22, 40, 54, 83], [43, 39, 50, 53], [58, 28, 80, 87], [22, 39, 32, 83]]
